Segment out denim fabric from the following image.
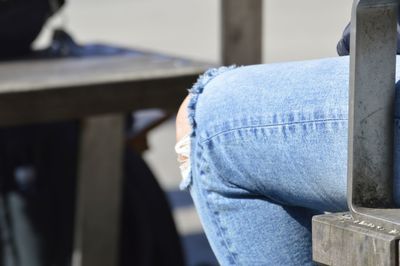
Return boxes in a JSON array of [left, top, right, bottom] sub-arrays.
[[182, 56, 400, 265]]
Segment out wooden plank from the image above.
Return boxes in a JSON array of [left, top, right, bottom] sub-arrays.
[[0, 73, 197, 126], [0, 54, 209, 93], [0, 53, 212, 127], [73, 114, 124, 266], [221, 0, 263, 65], [312, 213, 400, 266]]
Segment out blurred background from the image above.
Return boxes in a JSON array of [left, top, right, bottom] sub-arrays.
[[2, 0, 353, 265], [37, 0, 353, 265], [35, 0, 353, 63]]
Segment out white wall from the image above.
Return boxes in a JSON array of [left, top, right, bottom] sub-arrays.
[[34, 0, 220, 62], [35, 0, 352, 63], [264, 0, 352, 62]]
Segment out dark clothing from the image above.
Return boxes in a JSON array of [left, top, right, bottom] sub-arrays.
[[336, 23, 351, 56], [0, 0, 64, 58], [0, 122, 185, 266]]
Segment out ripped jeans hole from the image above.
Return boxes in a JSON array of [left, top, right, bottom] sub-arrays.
[[175, 134, 191, 181]]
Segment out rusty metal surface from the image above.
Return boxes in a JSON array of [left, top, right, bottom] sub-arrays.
[[312, 213, 400, 266]]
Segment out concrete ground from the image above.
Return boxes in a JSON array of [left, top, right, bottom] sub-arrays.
[[35, 1, 353, 265]]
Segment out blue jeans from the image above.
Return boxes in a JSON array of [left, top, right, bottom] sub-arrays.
[[180, 56, 400, 265]]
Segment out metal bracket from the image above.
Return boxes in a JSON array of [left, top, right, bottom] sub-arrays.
[[348, 0, 400, 230], [313, 0, 400, 265]]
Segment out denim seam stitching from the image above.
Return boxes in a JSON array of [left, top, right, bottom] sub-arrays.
[[200, 118, 348, 144], [197, 140, 249, 191], [204, 191, 240, 265], [195, 142, 242, 265]]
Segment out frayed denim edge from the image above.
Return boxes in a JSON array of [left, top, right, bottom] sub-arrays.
[[180, 65, 238, 190]]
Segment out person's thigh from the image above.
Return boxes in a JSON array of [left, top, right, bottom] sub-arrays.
[[182, 56, 400, 265], [188, 57, 352, 209]]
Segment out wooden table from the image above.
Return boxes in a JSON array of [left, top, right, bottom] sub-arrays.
[[0, 51, 211, 266]]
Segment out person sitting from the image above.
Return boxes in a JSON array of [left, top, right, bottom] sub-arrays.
[[175, 21, 400, 265]]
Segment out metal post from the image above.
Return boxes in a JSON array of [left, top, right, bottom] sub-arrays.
[[221, 0, 263, 65]]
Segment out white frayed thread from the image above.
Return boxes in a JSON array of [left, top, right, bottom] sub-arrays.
[[175, 134, 191, 181]]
